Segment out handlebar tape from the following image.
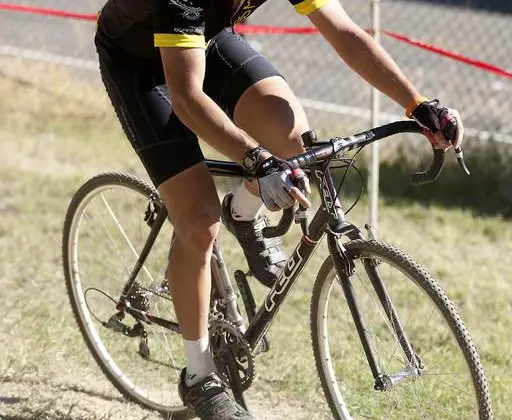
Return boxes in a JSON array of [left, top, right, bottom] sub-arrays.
[[262, 207, 295, 238], [410, 148, 446, 185]]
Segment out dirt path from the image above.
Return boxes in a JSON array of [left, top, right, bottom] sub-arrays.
[[0, 371, 323, 420]]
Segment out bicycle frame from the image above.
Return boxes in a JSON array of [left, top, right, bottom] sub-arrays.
[[208, 158, 419, 386], [116, 122, 427, 391]]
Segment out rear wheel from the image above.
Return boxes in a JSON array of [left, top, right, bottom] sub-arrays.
[[311, 239, 493, 419], [63, 172, 191, 418]]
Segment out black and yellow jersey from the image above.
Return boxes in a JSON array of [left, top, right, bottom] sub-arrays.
[[98, 0, 330, 54], [154, 0, 330, 48]]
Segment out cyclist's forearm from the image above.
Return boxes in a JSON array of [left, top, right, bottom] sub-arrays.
[[159, 46, 262, 163], [171, 87, 261, 163], [310, 1, 422, 110]]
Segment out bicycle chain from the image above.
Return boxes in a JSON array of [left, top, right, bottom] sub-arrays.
[[209, 318, 255, 391]]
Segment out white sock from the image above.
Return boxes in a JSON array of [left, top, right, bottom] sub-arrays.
[[184, 336, 217, 386], [231, 182, 263, 221]]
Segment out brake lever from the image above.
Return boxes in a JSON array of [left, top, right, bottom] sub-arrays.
[[292, 170, 310, 237], [454, 146, 470, 175]]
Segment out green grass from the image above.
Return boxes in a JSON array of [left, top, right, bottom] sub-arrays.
[[1, 57, 511, 419]]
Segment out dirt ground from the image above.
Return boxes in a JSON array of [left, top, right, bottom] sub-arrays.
[[0, 369, 323, 420]]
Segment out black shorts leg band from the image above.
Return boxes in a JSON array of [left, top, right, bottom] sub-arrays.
[[138, 140, 204, 186], [204, 30, 284, 119], [221, 54, 282, 118]]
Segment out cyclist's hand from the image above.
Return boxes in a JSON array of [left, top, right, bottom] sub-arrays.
[[256, 156, 311, 212], [411, 99, 464, 150]]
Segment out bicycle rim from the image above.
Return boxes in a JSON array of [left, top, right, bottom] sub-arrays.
[[63, 173, 189, 416], [311, 240, 492, 420]]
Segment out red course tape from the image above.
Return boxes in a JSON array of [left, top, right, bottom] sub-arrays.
[[0, 3, 96, 21], [382, 31, 512, 80], [1, 3, 510, 79]]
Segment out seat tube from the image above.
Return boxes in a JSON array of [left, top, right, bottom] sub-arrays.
[[211, 241, 245, 329]]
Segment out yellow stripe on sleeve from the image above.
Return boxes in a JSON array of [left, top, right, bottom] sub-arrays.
[[154, 34, 206, 48], [96, 7, 103, 30], [294, 0, 331, 15]]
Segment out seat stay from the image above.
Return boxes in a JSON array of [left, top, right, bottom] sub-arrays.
[[116, 203, 168, 311]]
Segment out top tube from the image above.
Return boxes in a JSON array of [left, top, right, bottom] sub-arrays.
[[207, 120, 424, 177]]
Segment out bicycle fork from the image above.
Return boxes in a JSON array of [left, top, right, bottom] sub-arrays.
[[328, 234, 422, 392]]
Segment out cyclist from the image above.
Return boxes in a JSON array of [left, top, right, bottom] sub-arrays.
[[95, 0, 463, 418]]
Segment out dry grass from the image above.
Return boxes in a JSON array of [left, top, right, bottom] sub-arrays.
[[1, 57, 511, 419]]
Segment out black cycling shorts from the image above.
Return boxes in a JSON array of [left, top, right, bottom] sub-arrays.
[[95, 27, 282, 187]]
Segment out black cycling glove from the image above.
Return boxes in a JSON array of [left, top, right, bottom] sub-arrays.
[[410, 99, 464, 148]]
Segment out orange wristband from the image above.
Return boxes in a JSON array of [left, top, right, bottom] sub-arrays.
[[405, 96, 429, 118]]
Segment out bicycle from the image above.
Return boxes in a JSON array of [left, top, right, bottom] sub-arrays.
[[62, 120, 493, 419]]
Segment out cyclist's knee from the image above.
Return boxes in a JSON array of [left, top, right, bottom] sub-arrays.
[[173, 204, 221, 254], [158, 162, 221, 255], [287, 120, 309, 152]]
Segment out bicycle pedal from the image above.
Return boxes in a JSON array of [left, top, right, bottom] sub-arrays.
[[234, 270, 270, 354]]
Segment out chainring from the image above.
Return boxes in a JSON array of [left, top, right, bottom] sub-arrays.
[[209, 319, 254, 391]]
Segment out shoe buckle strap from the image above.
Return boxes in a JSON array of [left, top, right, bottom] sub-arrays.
[[265, 249, 287, 264]]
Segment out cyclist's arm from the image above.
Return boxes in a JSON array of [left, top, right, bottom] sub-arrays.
[[159, 47, 263, 163], [307, 0, 423, 110], [159, 47, 309, 208]]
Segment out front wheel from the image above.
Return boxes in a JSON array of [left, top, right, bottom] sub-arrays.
[[310, 239, 493, 419]]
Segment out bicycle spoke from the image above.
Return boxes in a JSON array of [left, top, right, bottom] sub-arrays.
[[312, 240, 489, 419], [64, 176, 186, 414], [100, 192, 156, 283], [152, 300, 181, 378], [89, 200, 135, 278], [421, 373, 474, 397], [351, 267, 410, 370], [354, 266, 403, 355]]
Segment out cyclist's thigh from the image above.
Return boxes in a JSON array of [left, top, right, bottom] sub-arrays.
[[204, 29, 309, 159], [96, 33, 204, 188], [234, 76, 309, 158]]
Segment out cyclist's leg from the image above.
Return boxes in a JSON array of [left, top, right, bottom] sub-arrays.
[[233, 76, 309, 196], [158, 166, 220, 340], [96, 33, 219, 385], [234, 76, 309, 158], [205, 30, 310, 286], [204, 30, 310, 157]]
